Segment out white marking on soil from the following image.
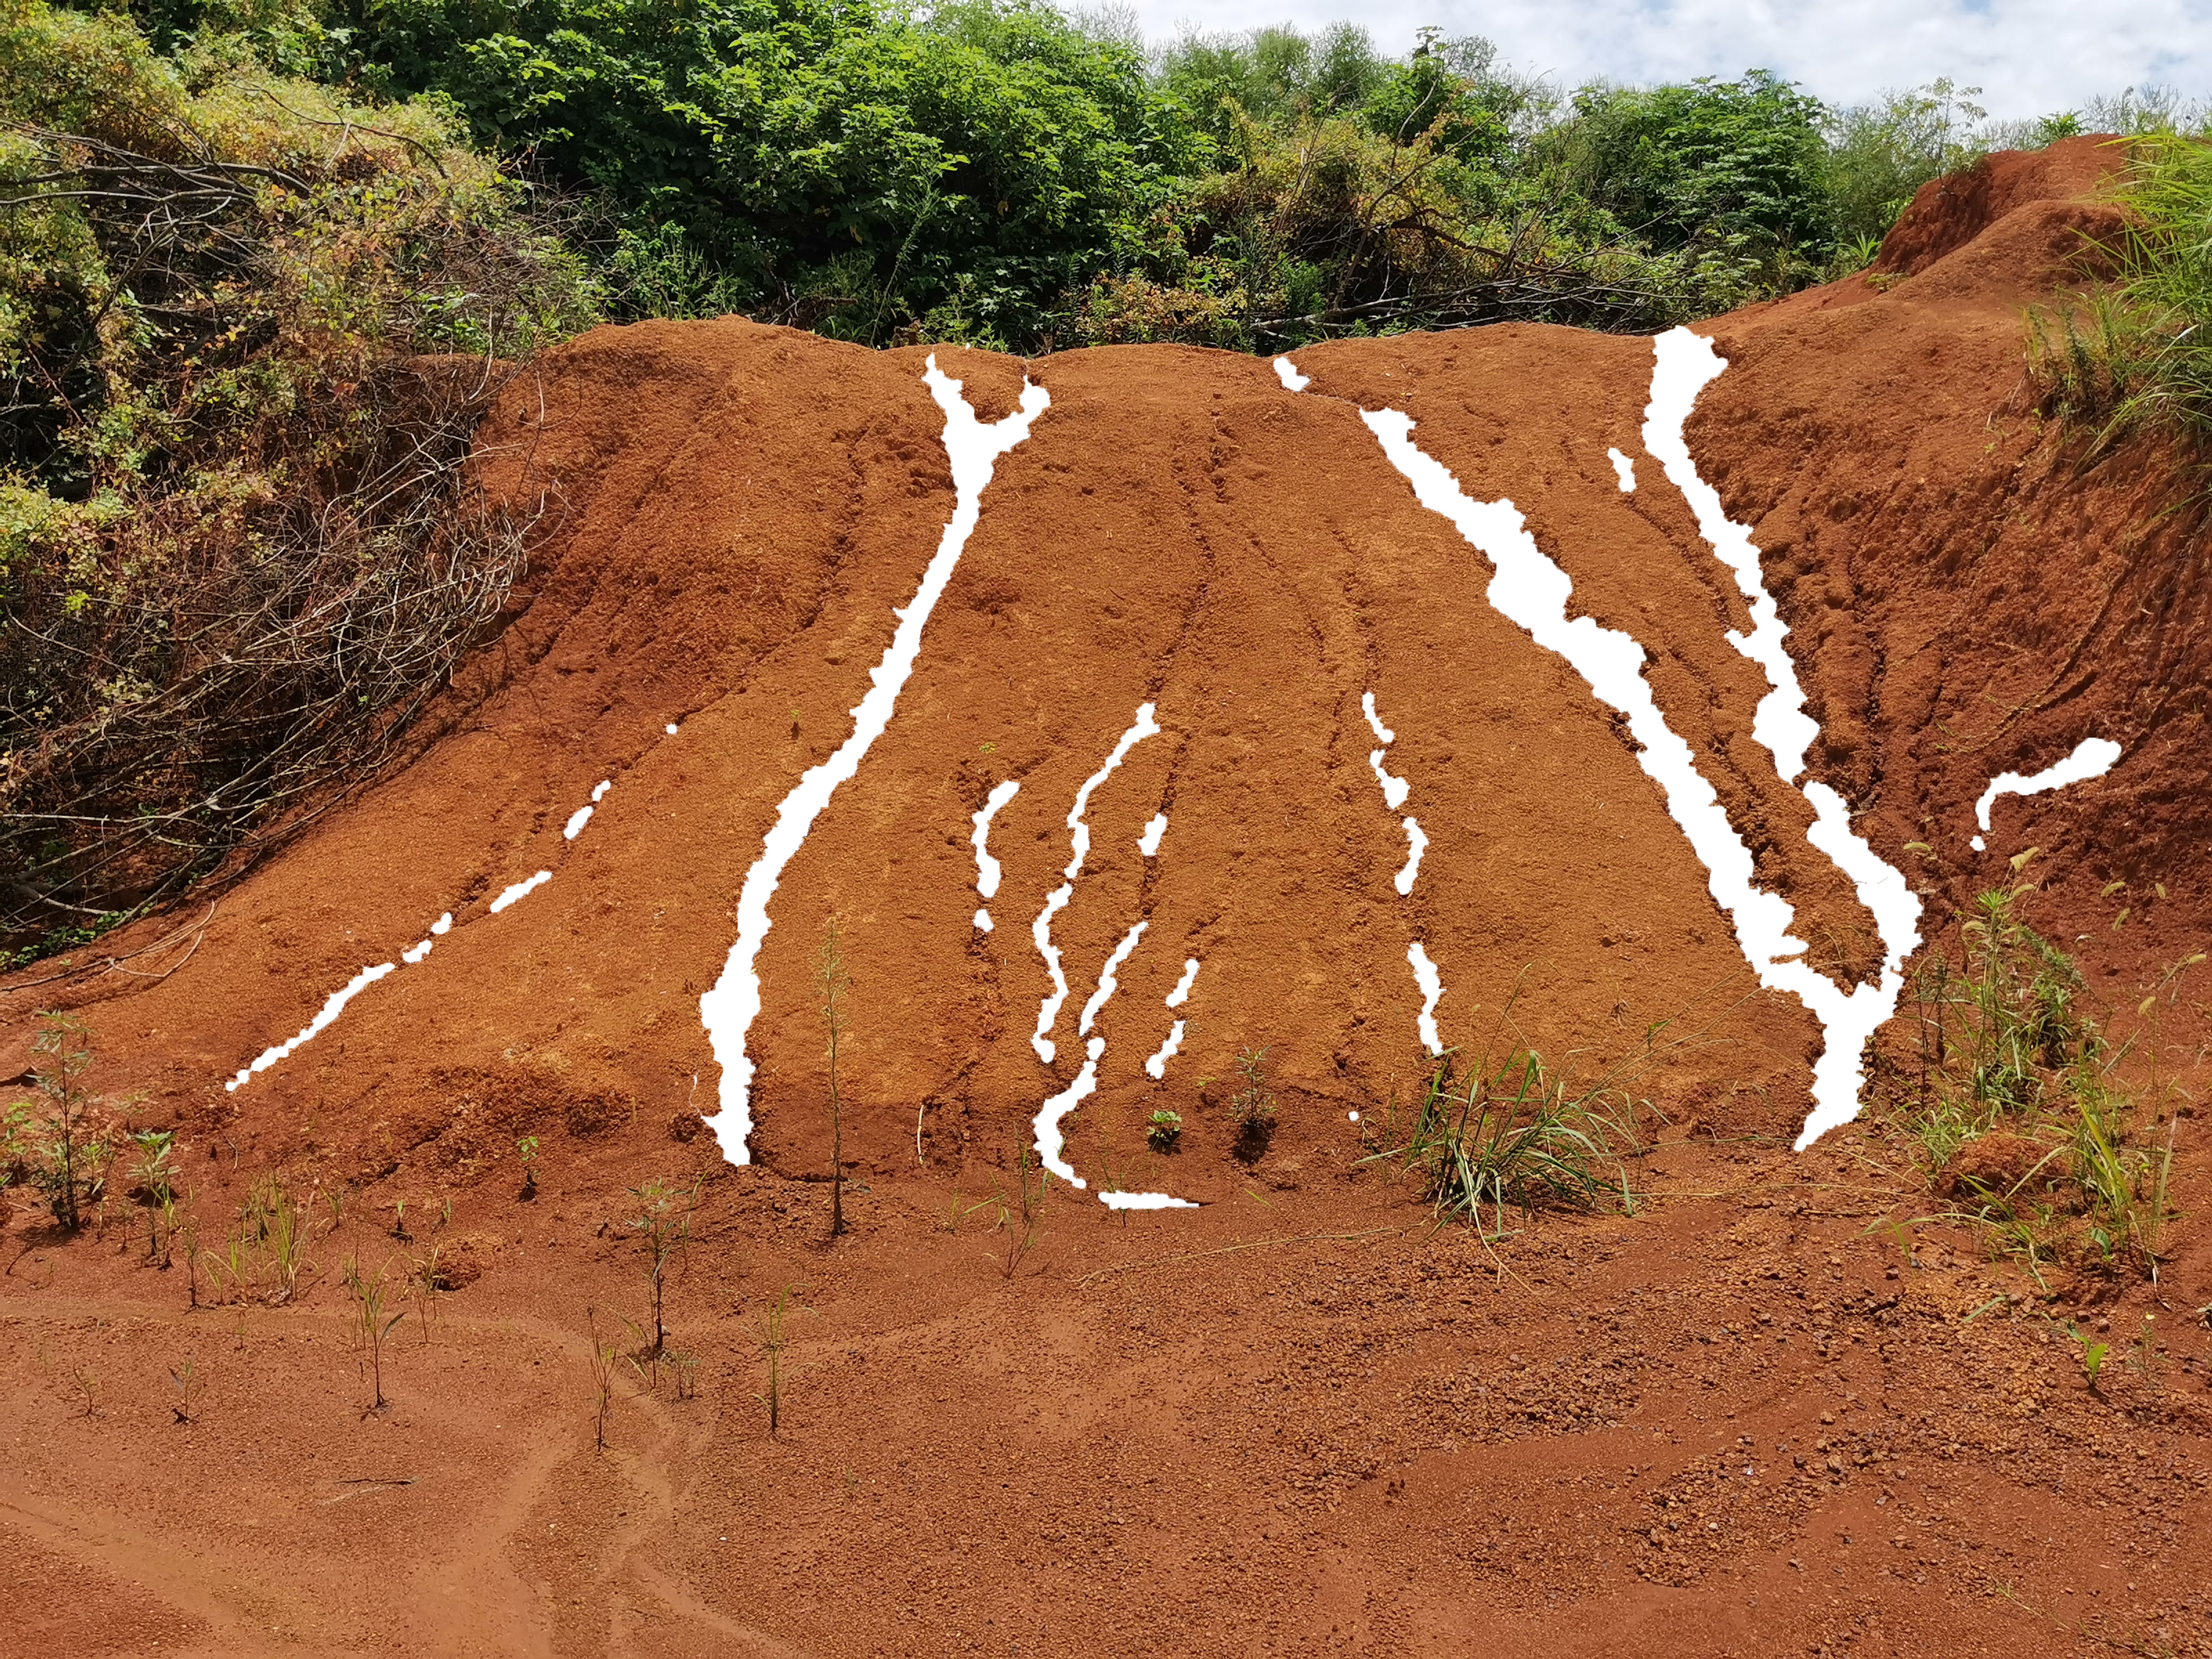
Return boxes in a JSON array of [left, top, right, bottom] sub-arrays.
[[401, 938, 434, 965], [1080, 921, 1149, 1035], [1102, 1190, 1199, 1210], [564, 779, 613, 839], [1273, 355, 1310, 392], [1144, 1021, 1186, 1079], [430, 913, 452, 936], [1035, 1036, 1104, 1187], [489, 870, 552, 912], [970, 778, 1020, 928], [1970, 737, 2121, 851], [665, 723, 679, 735], [1045, 941, 1200, 1208], [1165, 956, 1200, 1007], [1031, 703, 1161, 1063], [1144, 959, 1201, 1078], [1368, 747, 1410, 810], [699, 355, 1049, 1163], [1350, 326, 1921, 1149], [1363, 690, 1427, 895], [225, 961, 397, 1090], [1395, 817, 1428, 896], [1642, 327, 1922, 1145], [1408, 942, 1444, 1054], [1608, 446, 1637, 492], [1138, 813, 1168, 857]]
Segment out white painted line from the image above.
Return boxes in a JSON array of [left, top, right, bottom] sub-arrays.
[[971, 778, 1020, 928], [1079, 921, 1149, 1036], [1970, 737, 2120, 851], [225, 962, 396, 1091], [1273, 355, 1310, 392], [1408, 942, 1444, 1055], [1138, 813, 1167, 857], [1143, 1019, 1186, 1080], [700, 356, 1049, 1164], [1035, 1036, 1103, 1186], [488, 870, 552, 913], [1395, 817, 1428, 897], [1031, 704, 1161, 1063], [1608, 446, 1636, 492]]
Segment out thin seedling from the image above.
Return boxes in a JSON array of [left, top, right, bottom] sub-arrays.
[[586, 1306, 619, 1452], [516, 1135, 540, 1200], [985, 1146, 1050, 1279], [168, 1358, 204, 1424], [410, 1243, 445, 1344], [626, 1177, 699, 1358], [756, 1286, 798, 1438], [1227, 1045, 1278, 1156], [342, 1256, 406, 1411], [4, 1013, 116, 1231], [242, 1174, 318, 1304]]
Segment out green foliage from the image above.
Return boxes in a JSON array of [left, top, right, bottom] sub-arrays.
[[1554, 69, 1831, 259], [1144, 1107, 1181, 1152], [1901, 884, 2182, 1281], [1364, 1045, 1636, 1239], [0, 1, 596, 961], [2032, 131, 2212, 474], [1, 1010, 112, 1229], [328, 0, 1198, 346], [1822, 78, 1991, 248]]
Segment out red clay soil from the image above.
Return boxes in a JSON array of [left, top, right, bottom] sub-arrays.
[[4, 137, 2211, 1656]]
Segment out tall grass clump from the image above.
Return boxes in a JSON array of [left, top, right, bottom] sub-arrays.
[[1364, 1041, 1639, 1240], [2031, 129, 2212, 477], [1898, 880, 2193, 1282], [1, 1010, 116, 1229]]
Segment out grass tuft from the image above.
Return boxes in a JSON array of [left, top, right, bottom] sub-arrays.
[[1365, 1045, 1638, 1239]]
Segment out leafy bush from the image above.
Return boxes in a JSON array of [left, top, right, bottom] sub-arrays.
[[2032, 129, 2212, 472], [0, 2, 594, 959], [1899, 883, 2186, 1281], [325, 0, 1199, 348]]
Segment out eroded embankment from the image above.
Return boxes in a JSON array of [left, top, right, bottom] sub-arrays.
[[4, 139, 2203, 1209]]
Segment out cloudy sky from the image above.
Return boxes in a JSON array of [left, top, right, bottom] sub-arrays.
[[1115, 0, 2211, 121]]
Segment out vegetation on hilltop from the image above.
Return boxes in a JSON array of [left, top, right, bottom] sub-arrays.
[[0, 0, 2203, 959]]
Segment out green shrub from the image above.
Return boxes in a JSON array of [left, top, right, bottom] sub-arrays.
[[0, 2, 595, 959]]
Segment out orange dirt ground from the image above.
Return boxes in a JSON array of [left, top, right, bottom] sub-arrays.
[[4, 137, 2211, 1656]]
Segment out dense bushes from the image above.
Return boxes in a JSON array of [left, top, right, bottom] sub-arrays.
[[0, 1, 591, 959], [2, 0, 2189, 959]]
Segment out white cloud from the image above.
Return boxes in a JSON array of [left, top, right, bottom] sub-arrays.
[[1124, 0, 2212, 121]]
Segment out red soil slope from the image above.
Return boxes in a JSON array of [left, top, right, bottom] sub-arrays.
[[3, 137, 2209, 1656]]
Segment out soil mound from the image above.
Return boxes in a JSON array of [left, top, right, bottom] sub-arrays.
[[6, 146, 2203, 1202], [1871, 133, 2126, 278], [4, 144, 2211, 1659]]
